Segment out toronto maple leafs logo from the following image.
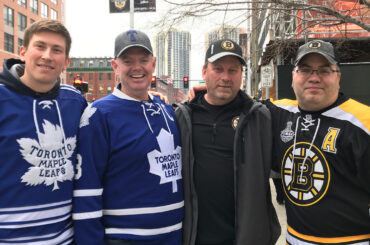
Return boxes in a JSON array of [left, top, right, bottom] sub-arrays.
[[80, 104, 97, 128], [17, 120, 76, 191], [147, 129, 182, 193]]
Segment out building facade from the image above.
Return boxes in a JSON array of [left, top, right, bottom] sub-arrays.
[[154, 29, 191, 89], [66, 57, 115, 103], [245, 0, 370, 99], [205, 25, 246, 51], [1, 0, 63, 68]]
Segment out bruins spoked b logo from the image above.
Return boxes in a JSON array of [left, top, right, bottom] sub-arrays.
[[281, 142, 330, 206]]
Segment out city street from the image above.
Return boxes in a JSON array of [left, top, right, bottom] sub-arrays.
[[270, 179, 287, 245]]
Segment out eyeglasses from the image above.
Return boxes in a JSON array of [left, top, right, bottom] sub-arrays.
[[295, 67, 340, 78]]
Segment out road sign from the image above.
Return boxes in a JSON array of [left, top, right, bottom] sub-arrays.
[[261, 63, 274, 88]]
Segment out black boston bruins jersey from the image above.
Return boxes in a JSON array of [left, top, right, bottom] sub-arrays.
[[267, 94, 370, 244]]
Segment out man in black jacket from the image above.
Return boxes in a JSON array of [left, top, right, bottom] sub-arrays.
[[175, 39, 281, 245]]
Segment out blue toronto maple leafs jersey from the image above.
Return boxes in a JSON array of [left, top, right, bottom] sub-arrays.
[[73, 87, 183, 245], [0, 60, 88, 244]]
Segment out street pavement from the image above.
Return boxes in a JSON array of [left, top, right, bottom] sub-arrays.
[[270, 179, 287, 245]]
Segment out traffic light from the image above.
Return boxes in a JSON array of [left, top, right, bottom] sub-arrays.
[[183, 76, 189, 89], [73, 75, 88, 94], [151, 76, 156, 89]]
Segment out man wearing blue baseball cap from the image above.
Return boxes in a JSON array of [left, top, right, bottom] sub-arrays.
[[73, 30, 183, 245]]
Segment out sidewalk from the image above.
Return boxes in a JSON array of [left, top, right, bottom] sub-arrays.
[[270, 179, 287, 245]]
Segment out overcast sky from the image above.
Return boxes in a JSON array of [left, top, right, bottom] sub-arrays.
[[64, 0, 228, 81]]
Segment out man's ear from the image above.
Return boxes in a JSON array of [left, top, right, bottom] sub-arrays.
[[19, 46, 27, 62], [63, 57, 70, 70], [111, 59, 118, 72]]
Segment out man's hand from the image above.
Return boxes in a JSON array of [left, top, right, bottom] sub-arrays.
[[149, 91, 169, 104], [187, 84, 206, 101]]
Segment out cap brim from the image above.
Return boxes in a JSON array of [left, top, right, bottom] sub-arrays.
[[295, 51, 337, 66], [208, 52, 246, 66], [116, 44, 153, 58]]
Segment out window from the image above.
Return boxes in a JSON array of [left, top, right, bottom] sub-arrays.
[[18, 13, 27, 31], [69, 73, 74, 81], [18, 0, 27, 8], [89, 60, 94, 67], [51, 8, 57, 19], [107, 73, 112, 81], [89, 73, 93, 81], [30, 18, 35, 24], [79, 60, 85, 67], [107, 85, 112, 94], [51, 0, 57, 4], [99, 73, 104, 81], [18, 38, 23, 54], [30, 0, 38, 14], [99, 85, 104, 94], [41, 2, 48, 18], [4, 33, 14, 53], [4, 6, 14, 27]]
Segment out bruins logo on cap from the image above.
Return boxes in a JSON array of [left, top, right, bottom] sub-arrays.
[[113, 0, 127, 9], [231, 116, 239, 130], [308, 41, 322, 49], [221, 40, 235, 51]]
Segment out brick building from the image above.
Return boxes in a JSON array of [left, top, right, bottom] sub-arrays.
[[66, 57, 187, 103], [65, 57, 116, 103], [1, 0, 63, 68]]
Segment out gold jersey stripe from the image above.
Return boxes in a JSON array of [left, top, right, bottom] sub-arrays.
[[324, 99, 370, 135], [288, 225, 370, 243], [274, 99, 299, 107]]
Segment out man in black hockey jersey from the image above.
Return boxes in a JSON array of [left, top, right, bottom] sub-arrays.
[[267, 40, 370, 244]]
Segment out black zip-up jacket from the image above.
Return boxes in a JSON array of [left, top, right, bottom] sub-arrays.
[[175, 91, 281, 245]]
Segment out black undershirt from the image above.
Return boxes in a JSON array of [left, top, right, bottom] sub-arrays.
[[191, 94, 243, 245]]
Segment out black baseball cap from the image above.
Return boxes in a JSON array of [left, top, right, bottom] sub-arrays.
[[205, 39, 246, 66], [294, 40, 339, 65], [114, 30, 153, 58]]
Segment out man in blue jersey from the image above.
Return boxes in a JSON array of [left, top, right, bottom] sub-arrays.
[[72, 30, 183, 245], [0, 20, 87, 244]]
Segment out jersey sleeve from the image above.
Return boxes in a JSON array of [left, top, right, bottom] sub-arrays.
[[73, 104, 109, 245], [353, 131, 370, 191]]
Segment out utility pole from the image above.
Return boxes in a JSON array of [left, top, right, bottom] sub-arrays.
[[130, 0, 134, 29], [251, 0, 259, 97]]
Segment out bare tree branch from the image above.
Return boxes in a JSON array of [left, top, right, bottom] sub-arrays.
[[158, 0, 370, 32]]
